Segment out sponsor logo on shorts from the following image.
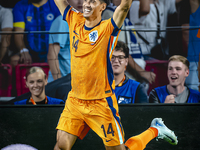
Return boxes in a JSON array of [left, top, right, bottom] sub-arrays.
[[106, 139, 113, 142]]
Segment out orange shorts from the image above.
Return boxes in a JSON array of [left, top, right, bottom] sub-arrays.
[[56, 92, 124, 146]]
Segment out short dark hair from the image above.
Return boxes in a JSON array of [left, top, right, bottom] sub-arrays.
[[100, 0, 110, 6], [115, 41, 129, 58]]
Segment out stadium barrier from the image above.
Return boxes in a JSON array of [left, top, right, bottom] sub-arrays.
[[1, 104, 200, 150]]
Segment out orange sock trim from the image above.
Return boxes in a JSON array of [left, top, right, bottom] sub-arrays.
[[125, 127, 158, 150], [149, 127, 158, 137]]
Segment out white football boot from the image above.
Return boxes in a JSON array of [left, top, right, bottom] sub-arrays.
[[151, 118, 178, 145]]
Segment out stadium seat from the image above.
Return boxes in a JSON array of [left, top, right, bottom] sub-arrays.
[[15, 63, 49, 96], [0, 64, 12, 97], [145, 60, 169, 94]]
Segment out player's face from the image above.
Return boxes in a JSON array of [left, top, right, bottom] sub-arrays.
[[111, 50, 128, 76], [68, 0, 83, 12], [167, 61, 189, 87], [83, 0, 106, 19], [26, 70, 47, 97]]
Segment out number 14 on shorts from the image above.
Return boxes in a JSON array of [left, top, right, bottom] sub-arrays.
[[101, 123, 114, 142]]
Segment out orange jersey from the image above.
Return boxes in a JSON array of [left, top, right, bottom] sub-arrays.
[[63, 6, 120, 100]]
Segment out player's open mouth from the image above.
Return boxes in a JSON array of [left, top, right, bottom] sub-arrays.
[[84, 8, 91, 13], [171, 77, 177, 81]]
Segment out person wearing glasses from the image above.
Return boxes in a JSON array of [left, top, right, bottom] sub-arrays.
[[111, 41, 148, 104]]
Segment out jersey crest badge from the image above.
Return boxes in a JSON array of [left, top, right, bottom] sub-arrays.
[[47, 13, 54, 21], [89, 30, 98, 42], [27, 16, 32, 22]]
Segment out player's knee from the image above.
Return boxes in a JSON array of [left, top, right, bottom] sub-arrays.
[[54, 142, 61, 150], [56, 130, 74, 150], [56, 132, 69, 150], [57, 140, 69, 150], [56, 137, 72, 150]]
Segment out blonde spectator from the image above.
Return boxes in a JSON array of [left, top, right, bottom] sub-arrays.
[[149, 55, 200, 103], [14, 67, 64, 105]]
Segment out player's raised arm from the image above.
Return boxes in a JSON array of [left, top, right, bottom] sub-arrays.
[[54, 0, 69, 16], [113, 0, 132, 28]]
